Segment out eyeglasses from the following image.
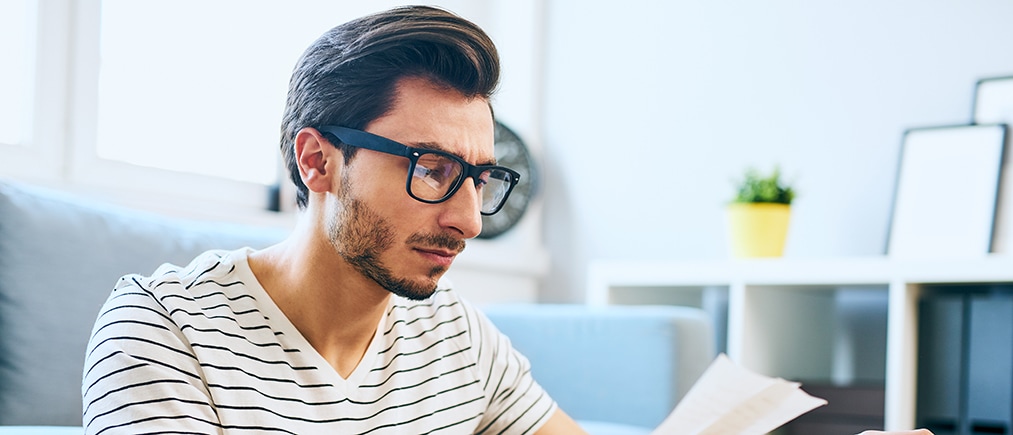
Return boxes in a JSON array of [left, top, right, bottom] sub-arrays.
[[318, 125, 520, 215]]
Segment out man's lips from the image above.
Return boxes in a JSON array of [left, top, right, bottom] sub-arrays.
[[414, 247, 460, 267]]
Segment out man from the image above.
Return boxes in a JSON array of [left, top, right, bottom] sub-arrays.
[[83, 5, 580, 434], [82, 5, 933, 435]]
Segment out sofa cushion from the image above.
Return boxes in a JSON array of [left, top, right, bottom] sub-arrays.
[[0, 181, 287, 425], [483, 304, 715, 429]]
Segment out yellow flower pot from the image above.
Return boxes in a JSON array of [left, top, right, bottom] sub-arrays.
[[726, 203, 791, 258]]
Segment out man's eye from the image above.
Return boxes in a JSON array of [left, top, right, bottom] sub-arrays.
[[415, 166, 433, 178]]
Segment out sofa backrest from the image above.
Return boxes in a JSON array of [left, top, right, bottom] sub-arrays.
[[0, 181, 287, 426]]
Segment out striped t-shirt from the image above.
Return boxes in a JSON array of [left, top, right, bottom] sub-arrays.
[[82, 248, 556, 434]]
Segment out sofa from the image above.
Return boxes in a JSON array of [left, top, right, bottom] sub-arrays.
[[0, 180, 715, 434]]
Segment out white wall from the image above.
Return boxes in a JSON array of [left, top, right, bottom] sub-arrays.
[[539, 1, 1013, 301]]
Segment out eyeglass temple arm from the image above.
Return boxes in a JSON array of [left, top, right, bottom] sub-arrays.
[[318, 126, 412, 157]]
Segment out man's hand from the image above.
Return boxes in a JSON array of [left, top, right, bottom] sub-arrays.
[[533, 409, 589, 434]]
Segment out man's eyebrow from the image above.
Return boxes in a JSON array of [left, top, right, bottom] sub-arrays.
[[409, 141, 497, 166]]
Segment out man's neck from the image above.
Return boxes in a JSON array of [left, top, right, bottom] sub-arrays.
[[247, 221, 391, 378]]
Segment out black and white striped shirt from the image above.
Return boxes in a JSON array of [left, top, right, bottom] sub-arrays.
[[82, 248, 556, 434]]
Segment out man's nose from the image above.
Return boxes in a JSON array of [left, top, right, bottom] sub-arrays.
[[438, 178, 483, 238]]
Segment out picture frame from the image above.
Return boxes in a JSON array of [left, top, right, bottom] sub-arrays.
[[973, 75, 1013, 125], [973, 76, 1013, 254], [886, 124, 1007, 259]]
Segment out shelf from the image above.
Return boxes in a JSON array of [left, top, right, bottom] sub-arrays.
[[588, 255, 1013, 303], [585, 255, 1013, 431]]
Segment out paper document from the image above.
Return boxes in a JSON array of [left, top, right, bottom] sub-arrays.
[[652, 354, 827, 435]]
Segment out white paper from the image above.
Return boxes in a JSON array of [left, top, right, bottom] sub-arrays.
[[651, 354, 827, 435]]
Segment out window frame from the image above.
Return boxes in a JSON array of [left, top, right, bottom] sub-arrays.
[[0, 0, 70, 183]]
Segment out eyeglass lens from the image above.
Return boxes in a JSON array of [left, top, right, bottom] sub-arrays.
[[411, 153, 513, 213]]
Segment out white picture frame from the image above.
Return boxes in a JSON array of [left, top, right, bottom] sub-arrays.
[[973, 76, 1013, 254], [973, 76, 1013, 125], [886, 124, 1007, 259]]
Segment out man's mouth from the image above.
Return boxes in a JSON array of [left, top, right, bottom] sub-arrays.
[[406, 233, 466, 257], [414, 247, 460, 267]]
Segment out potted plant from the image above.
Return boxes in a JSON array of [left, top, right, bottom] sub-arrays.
[[726, 166, 795, 257]]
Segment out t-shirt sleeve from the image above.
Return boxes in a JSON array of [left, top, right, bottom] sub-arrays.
[[82, 273, 221, 434], [464, 302, 558, 434]]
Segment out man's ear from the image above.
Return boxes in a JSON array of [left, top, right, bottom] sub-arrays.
[[294, 127, 342, 193]]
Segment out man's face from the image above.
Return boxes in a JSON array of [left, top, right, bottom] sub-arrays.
[[326, 77, 494, 300]]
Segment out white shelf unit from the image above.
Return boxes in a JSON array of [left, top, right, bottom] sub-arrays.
[[586, 255, 1013, 431]]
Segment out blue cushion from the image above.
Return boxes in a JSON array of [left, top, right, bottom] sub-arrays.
[[0, 181, 286, 425], [484, 304, 714, 429]]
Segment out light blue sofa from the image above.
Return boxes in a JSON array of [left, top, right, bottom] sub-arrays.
[[0, 180, 715, 434]]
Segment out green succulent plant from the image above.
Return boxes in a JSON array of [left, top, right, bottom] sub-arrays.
[[732, 166, 795, 205]]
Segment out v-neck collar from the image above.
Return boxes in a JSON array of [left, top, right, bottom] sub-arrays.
[[230, 248, 389, 395]]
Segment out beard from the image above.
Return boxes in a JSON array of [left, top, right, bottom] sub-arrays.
[[326, 191, 465, 301]]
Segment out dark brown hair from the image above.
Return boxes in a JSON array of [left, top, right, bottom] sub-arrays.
[[280, 5, 500, 209]]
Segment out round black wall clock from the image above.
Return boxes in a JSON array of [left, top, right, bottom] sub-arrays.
[[478, 121, 538, 239]]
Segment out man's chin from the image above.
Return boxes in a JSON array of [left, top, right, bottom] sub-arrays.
[[386, 268, 446, 301], [389, 282, 438, 301], [395, 288, 436, 301]]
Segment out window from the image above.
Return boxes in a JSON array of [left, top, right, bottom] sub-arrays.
[[94, 1, 302, 186], [0, 0, 36, 147], [1, 0, 478, 215], [73, 0, 433, 210]]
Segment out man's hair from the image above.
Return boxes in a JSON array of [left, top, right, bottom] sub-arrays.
[[280, 5, 501, 209]]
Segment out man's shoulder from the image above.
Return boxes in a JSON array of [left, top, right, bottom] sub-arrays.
[[98, 248, 263, 341], [113, 248, 248, 300]]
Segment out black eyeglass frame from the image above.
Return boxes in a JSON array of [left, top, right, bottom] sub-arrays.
[[317, 125, 521, 215]]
